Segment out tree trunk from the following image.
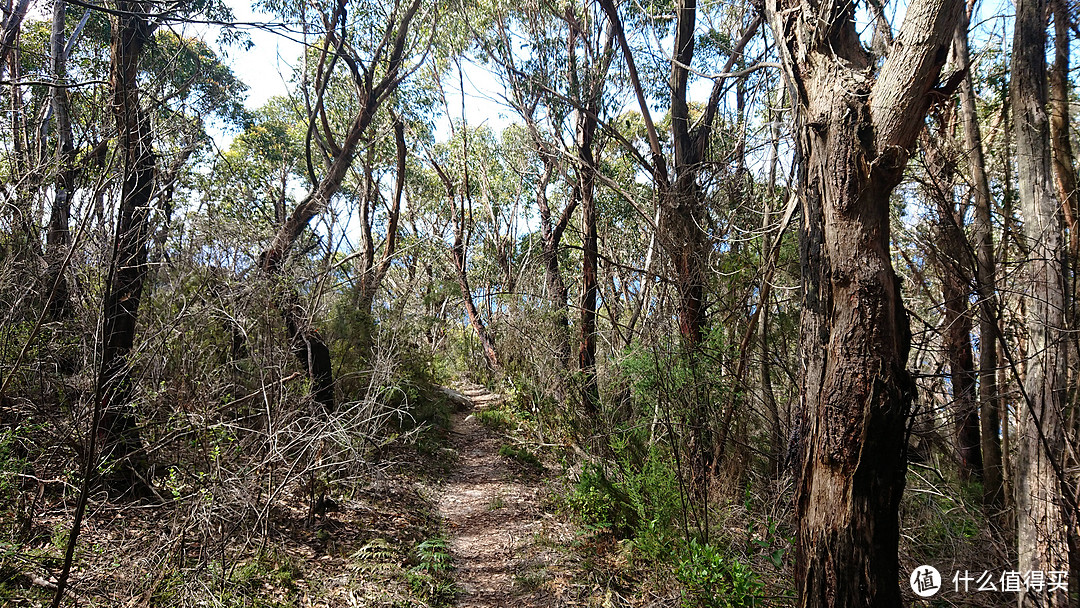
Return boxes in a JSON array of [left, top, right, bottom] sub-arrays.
[[257, 0, 420, 411], [0, 0, 28, 72], [452, 214, 499, 370], [431, 150, 499, 371], [923, 125, 983, 479], [44, 0, 75, 321], [953, 17, 1005, 509], [98, 2, 156, 493], [666, 0, 711, 347], [765, 0, 960, 603], [565, 7, 612, 414], [941, 235, 982, 479], [533, 155, 574, 369], [762, 99, 783, 477], [665, 1, 761, 489], [577, 123, 600, 412], [1048, 0, 1077, 258], [6, 43, 39, 260], [1011, 0, 1070, 603], [353, 118, 405, 357], [598, 2, 760, 352]]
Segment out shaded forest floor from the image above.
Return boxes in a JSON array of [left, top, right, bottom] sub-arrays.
[[2, 381, 644, 607], [2, 374, 1008, 607]]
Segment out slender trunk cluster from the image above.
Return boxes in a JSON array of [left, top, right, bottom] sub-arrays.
[[922, 124, 982, 480], [354, 118, 406, 355], [44, 0, 76, 321], [98, 1, 157, 492], [258, 0, 421, 410], [953, 16, 1005, 509]]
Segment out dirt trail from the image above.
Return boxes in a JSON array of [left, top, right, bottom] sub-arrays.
[[437, 383, 570, 607]]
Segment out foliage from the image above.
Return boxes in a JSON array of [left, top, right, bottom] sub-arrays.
[[474, 407, 514, 433], [498, 443, 541, 469], [0, 428, 25, 508], [675, 539, 763, 608], [0, 0, 1059, 604], [407, 537, 456, 604]]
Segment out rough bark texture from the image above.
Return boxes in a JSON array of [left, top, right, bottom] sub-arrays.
[[0, 0, 28, 73], [99, 2, 156, 492], [577, 144, 600, 411], [764, 0, 960, 602], [667, 0, 708, 347], [953, 17, 1004, 509], [1047, 0, 1080, 592], [1011, 0, 1070, 604]]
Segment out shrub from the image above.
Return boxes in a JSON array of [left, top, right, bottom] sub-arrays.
[[407, 537, 456, 605], [676, 539, 762, 608], [474, 407, 513, 433], [498, 443, 542, 469]]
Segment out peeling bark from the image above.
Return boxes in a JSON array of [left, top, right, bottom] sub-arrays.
[[764, 0, 961, 601]]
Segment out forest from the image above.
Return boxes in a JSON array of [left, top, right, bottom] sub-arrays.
[[0, 0, 1077, 605]]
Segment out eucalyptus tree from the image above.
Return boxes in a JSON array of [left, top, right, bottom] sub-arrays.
[[1048, 0, 1077, 258], [95, 0, 159, 491], [952, 8, 1004, 508], [43, 0, 79, 321], [920, 115, 982, 481], [761, 0, 963, 601], [350, 115, 406, 348], [256, 0, 428, 411], [480, 5, 577, 370], [561, 2, 614, 413], [1011, 0, 1071, 602], [598, 0, 762, 350], [479, 0, 615, 407], [427, 123, 522, 371], [0, 0, 28, 71], [596, 0, 766, 488]]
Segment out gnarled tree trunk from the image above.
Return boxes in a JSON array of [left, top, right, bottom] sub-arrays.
[[764, 0, 961, 603]]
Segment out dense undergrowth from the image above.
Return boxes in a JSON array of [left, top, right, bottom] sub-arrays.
[[0, 247, 1011, 608], [467, 332, 1010, 608], [0, 271, 460, 606]]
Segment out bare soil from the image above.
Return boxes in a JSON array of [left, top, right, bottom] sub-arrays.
[[436, 385, 576, 607]]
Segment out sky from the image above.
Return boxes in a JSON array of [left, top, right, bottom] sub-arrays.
[[212, 0, 517, 148], [206, 0, 1023, 151]]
